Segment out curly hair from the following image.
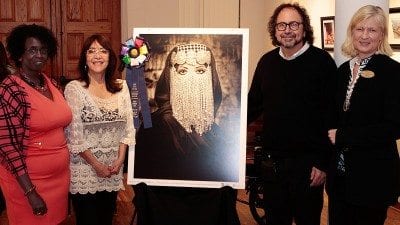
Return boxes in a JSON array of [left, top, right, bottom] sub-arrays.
[[6, 24, 57, 68], [78, 34, 121, 93], [267, 3, 314, 47], [0, 41, 10, 81]]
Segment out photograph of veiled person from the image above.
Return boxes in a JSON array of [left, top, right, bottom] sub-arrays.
[[130, 29, 247, 188]]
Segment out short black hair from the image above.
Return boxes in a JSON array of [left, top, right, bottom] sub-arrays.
[[6, 24, 58, 67], [268, 3, 314, 47]]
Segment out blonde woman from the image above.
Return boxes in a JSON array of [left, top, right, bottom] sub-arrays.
[[327, 5, 400, 225]]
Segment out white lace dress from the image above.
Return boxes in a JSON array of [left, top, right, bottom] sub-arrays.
[[64, 79, 135, 194]]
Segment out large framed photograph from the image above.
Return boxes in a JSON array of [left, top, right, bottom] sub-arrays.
[[127, 28, 249, 189], [389, 7, 400, 49], [320, 16, 335, 51]]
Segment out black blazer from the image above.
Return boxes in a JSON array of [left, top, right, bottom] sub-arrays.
[[327, 54, 400, 207]]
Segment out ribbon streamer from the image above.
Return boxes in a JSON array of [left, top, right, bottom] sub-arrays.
[[120, 37, 152, 129]]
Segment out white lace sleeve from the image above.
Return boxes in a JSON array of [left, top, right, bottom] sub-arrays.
[[64, 81, 90, 155], [120, 80, 135, 146]]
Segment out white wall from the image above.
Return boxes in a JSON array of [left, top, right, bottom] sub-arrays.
[[120, 0, 336, 85], [121, 0, 240, 40], [121, 0, 399, 85], [121, 0, 180, 41], [390, 0, 400, 7], [241, 0, 336, 84], [240, 0, 277, 85], [298, 0, 335, 50]]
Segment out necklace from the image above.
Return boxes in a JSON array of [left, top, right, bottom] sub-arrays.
[[19, 72, 48, 92]]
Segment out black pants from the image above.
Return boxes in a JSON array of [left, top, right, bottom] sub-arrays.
[[133, 183, 240, 225], [0, 188, 5, 214], [328, 175, 388, 225], [71, 190, 118, 225], [262, 156, 324, 225]]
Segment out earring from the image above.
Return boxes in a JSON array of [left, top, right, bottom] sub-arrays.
[[85, 65, 88, 70]]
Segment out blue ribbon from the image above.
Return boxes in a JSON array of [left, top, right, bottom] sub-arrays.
[[126, 67, 152, 129]]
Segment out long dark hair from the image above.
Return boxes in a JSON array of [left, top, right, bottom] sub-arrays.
[[78, 34, 121, 93], [268, 3, 314, 46]]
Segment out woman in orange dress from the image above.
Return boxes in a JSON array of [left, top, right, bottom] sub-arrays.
[[0, 40, 10, 215], [0, 24, 72, 225]]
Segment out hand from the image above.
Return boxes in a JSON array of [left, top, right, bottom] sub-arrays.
[[16, 173, 47, 216], [93, 162, 112, 178], [328, 129, 337, 145], [26, 190, 47, 216], [309, 167, 326, 187], [109, 158, 124, 175]]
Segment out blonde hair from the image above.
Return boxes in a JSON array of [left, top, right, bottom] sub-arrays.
[[341, 5, 392, 57]]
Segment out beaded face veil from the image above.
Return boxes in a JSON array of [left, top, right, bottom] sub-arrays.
[[169, 43, 214, 135]]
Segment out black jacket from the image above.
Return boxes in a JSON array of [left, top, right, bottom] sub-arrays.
[[326, 54, 400, 207]]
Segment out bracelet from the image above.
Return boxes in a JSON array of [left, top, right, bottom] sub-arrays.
[[24, 185, 36, 196]]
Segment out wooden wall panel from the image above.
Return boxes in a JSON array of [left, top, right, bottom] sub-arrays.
[[0, 0, 120, 80], [94, 0, 110, 21], [66, 33, 84, 60], [0, 0, 50, 62], [66, 0, 83, 21], [0, 0, 15, 21], [27, 0, 45, 21], [15, 0, 27, 21], [61, 0, 120, 79], [64, 33, 82, 78]]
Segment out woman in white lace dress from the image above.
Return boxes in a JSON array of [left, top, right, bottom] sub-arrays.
[[64, 34, 135, 225]]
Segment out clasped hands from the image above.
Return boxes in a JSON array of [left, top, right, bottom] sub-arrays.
[[93, 159, 123, 178]]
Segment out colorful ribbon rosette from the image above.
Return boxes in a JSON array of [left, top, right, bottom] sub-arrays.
[[120, 37, 152, 129], [120, 36, 150, 68]]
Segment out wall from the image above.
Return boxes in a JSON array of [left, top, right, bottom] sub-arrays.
[[240, 0, 276, 86], [121, 0, 399, 85], [390, 0, 400, 61], [121, 0, 180, 41], [298, 0, 335, 51], [120, 0, 333, 86], [121, 0, 239, 40]]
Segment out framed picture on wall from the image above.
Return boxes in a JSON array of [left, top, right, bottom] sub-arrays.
[[389, 7, 400, 49], [127, 28, 249, 189], [320, 16, 335, 51]]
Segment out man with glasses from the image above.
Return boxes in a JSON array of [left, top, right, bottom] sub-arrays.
[[247, 3, 337, 225]]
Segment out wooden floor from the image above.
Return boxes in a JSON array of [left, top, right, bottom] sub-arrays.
[[1, 180, 399, 225]]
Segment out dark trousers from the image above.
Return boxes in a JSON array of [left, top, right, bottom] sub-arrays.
[[262, 156, 324, 225], [133, 183, 240, 225], [0, 188, 5, 214], [71, 190, 118, 225], [328, 175, 388, 225]]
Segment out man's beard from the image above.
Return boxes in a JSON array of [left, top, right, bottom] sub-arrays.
[[279, 35, 303, 49]]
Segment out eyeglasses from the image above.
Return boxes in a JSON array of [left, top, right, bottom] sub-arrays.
[[86, 48, 109, 56], [275, 21, 303, 31], [25, 47, 48, 56]]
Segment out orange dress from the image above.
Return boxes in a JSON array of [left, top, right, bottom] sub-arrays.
[[0, 76, 72, 225]]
